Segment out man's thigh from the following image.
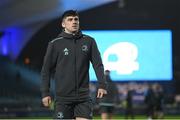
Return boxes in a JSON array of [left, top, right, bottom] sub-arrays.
[[74, 100, 93, 119], [54, 102, 74, 119]]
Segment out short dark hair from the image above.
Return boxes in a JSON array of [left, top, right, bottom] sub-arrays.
[[61, 10, 79, 20]]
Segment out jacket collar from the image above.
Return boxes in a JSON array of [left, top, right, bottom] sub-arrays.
[[58, 30, 83, 39]]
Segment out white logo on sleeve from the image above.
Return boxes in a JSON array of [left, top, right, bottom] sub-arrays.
[[63, 48, 69, 55], [103, 42, 139, 75]]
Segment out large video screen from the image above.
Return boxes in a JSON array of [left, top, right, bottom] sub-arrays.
[[83, 30, 173, 81]]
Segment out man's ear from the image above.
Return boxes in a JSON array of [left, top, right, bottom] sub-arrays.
[[62, 22, 65, 28]]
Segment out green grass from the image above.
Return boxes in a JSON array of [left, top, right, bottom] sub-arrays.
[[2, 115, 180, 120], [93, 115, 180, 119]]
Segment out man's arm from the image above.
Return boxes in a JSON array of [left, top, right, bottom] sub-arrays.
[[90, 39, 107, 98], [41, 42, 57, 106]]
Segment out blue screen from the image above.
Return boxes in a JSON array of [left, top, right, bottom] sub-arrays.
[[83, 30, 173, 81]]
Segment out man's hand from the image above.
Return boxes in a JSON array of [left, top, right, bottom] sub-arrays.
[[97, 88, 107, 98], [42, 96, 51, 107]]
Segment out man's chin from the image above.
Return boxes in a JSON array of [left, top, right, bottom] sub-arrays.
[[72, 30, 79, 33]]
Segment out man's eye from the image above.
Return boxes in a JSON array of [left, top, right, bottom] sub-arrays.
[[74, 18, 79, 21], [67, 18, 73, 21]]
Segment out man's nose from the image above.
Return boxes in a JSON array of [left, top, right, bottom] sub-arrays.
[[73, 19, 78, 23], [73, 21, 77, 24]]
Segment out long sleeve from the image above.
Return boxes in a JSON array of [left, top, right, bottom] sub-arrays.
[[90, 39, 107, 89], [41, 42, 57, 98]]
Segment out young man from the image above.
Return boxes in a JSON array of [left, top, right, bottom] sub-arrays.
[[41, 10, 107, 119]]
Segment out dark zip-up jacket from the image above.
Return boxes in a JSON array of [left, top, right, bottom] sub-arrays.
[[41, 31, 106, 103]]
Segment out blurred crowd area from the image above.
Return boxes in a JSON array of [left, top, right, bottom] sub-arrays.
[[1, 55, 180, 118], [90, 82, 179, 112]]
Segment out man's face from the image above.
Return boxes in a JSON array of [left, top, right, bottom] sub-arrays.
[[62, 16, 79, 34]]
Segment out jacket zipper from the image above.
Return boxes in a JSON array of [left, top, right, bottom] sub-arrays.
[[74, 39, 78, 98]]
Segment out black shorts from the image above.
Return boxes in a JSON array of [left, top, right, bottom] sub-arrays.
[[99, 106, 114, 114], [54, 99, 93, 119]]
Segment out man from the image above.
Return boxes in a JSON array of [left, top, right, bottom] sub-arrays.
[[152, 84, 164, 119], [41, 10, 107, 119], [144, 84, 156, 120], [99, 70, 119, 120], [125, 85, 134, 119]]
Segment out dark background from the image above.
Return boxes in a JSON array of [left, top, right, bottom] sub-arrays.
[[0, 0, 180, 118]]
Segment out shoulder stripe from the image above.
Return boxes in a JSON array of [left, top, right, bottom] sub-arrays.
[[50, 37, 63, 43], [83, 35, 88, 38], [82, 34, 93, 40]]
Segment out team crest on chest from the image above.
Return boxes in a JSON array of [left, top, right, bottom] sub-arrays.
[[82, 45, 88, 52]]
